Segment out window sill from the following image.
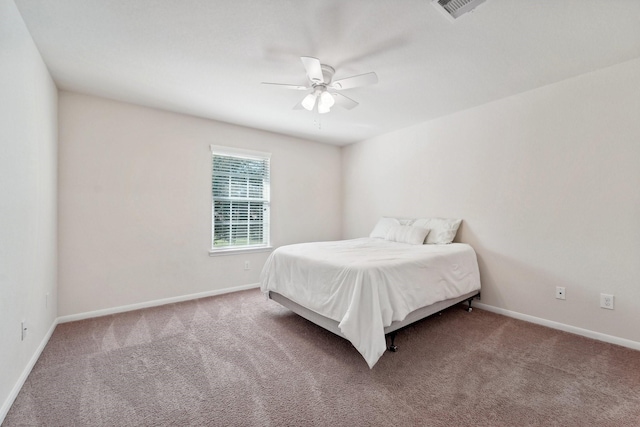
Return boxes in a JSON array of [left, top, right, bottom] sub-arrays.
[[209, 246, 273, 257]]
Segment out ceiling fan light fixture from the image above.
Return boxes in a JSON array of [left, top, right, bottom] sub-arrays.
[[320, 90, 335, 108], [317, 90, 335, 114], [301, 92, 317, 111], [317, 103, 330, 114]]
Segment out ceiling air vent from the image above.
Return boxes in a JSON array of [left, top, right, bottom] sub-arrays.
[[432, 0, 486, 21]]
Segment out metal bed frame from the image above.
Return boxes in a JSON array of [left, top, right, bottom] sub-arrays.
[[269, 289, 480, 352]]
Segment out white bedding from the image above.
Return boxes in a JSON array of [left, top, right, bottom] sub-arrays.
[[260, 238, 481, 368]]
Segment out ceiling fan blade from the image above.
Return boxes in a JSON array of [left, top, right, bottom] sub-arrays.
[[330, 72, 378, 90], [261, 82, 308, 90], [300, 56, 324, 83], [332, 92, 359, 110]]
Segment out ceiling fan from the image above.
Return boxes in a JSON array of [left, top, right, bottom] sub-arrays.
[[262, 56, 378, 114]]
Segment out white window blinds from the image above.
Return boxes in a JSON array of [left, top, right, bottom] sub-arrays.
[[211, 146, 270, 250]]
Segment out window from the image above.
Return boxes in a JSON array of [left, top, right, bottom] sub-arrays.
[[210, 145, 270, 252]]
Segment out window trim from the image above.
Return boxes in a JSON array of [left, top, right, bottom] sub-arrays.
[[208, 245, 273, 257], [209, 145, 271, 254]]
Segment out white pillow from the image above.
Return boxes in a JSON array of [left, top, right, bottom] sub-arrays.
[[384, 225, 430, 245], [369, 217, 400, 239], [412, 218, 462, 244]]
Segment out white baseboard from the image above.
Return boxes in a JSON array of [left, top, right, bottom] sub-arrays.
[[474, 302, 640, 351], [57, 283, 260, 324], [0, 318, 58, 424]]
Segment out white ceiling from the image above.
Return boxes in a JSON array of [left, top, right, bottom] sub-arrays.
[[14, 0, 640, 146]]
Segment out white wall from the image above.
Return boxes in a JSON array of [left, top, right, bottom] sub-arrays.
[[343, 58, 640, 343], [58, 92, 342, 316], [0, 0, 58, 419]]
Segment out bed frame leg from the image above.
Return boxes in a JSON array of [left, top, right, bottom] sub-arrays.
[[466, 297, 473, 312], [387, 332, 398, 352]]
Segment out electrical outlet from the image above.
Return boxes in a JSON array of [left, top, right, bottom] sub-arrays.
[[21, 321, 27, 341], [555, 286, 566, 300], [244, 261, 250, 271], [600, 294, 614, 310]]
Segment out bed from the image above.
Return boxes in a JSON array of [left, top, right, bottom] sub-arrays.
[[259, 218, 481, 368]]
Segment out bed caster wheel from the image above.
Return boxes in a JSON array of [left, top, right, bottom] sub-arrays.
[[388, 345, 398, 352], [467, 307, 473, 313]]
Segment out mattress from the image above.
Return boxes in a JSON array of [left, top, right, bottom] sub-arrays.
[[260, 238, 481, 368]]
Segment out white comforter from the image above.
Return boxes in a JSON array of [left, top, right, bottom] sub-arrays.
[[260, 238, 481, 368]]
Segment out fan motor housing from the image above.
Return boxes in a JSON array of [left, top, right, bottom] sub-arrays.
[[320, 65, 335, 85]]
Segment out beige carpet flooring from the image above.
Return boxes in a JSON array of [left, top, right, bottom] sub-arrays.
[[3, 289, 640, 426]]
